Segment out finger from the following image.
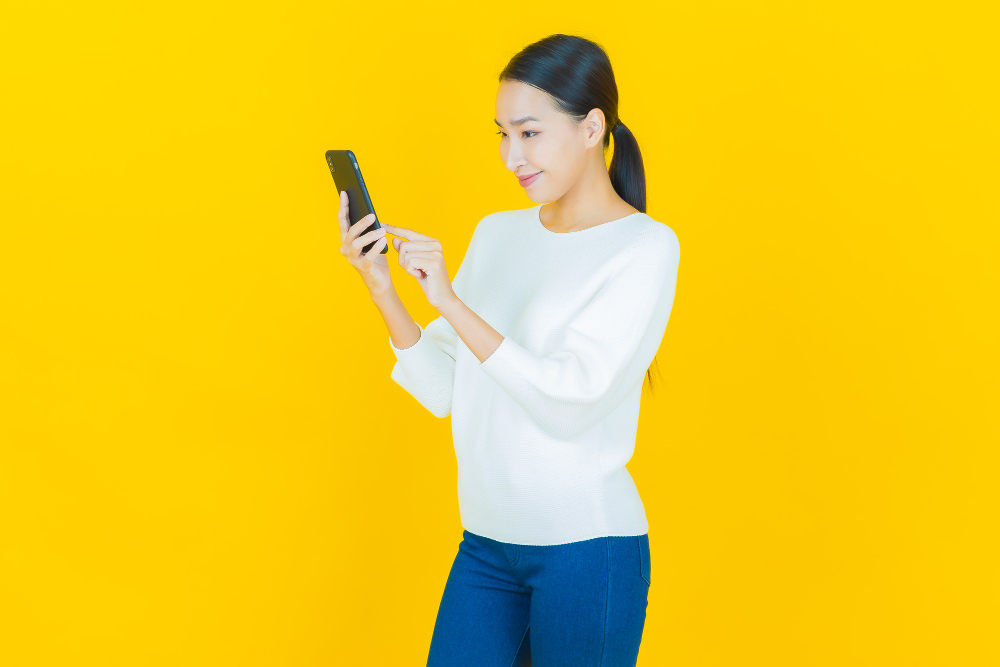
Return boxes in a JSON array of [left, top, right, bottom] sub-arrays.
[[401, 259, 423, 279], [353, 226, 388, 249], [406, 256, 437, 277], [347, 213, 377, 243], [401, 250, 442, 261], [338, 191, 350, 240], [351, 225, 387, 260], [377, 222, 434, 242], [390, 239, 437, 262], [397, 245, 416, 276], [392, 239, 440, 252], [362, 236, 388, 264]]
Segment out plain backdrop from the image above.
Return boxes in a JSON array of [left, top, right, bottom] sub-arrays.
[[1, 1, 997, 665]]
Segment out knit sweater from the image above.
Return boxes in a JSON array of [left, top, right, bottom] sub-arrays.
[[387, 203, 681, 545]]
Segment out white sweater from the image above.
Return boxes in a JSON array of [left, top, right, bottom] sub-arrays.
[[387, 203, 681, 545]]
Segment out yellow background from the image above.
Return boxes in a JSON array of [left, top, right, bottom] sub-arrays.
[[2, 1, 997, 665]]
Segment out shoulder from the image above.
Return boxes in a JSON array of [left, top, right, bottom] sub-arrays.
[[628, 214, 680, 259]]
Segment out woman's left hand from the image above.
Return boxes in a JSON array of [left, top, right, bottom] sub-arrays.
[[379, 223, 456, 310]]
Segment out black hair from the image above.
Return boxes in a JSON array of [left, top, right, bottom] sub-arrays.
[[499, 33, 662, 394]]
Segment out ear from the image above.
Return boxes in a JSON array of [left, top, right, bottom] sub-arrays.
[[583, 108, 608, 148]]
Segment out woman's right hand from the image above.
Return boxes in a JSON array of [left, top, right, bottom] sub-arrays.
[[337, 190, 393, 296]]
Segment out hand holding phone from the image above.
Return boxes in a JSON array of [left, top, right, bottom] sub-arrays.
[[325, 149, 387, 255], [338, 189, 393, 296]]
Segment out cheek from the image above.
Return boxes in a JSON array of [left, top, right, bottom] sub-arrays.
[[541, 142, 576, 179], [531, 140, 560, 169]]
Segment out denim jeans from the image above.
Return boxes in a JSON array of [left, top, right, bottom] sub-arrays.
[[427, 529, 651, 666]]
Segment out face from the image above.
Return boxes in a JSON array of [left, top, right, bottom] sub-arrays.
[[494, 79, 607, 202]]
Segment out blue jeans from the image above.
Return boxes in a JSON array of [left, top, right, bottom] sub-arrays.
[[427, 529, 651, 666]]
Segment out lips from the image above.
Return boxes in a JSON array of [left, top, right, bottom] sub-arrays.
[[518, 171, 541, 186]]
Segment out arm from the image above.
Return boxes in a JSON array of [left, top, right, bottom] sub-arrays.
[[373, 287, 422, 351], [439, 228, 681, 439], [382, 303, 460, 418], [382, 219, 484, 418]]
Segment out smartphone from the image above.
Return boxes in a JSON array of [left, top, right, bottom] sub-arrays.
[[325, 149, 387, 255]]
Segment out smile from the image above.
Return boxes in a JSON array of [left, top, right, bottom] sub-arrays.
[[518, 172, 541, 187]]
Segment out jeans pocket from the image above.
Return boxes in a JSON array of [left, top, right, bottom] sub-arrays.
[[638, 533, 651, 587]]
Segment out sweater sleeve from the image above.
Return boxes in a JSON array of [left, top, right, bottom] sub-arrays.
[[387, 219, 483, 418], [479, 229, 680, 439]]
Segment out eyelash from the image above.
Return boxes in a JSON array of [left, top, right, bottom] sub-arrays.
[[496, 130, 538, 139]]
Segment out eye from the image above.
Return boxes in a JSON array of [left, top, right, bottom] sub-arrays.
[[495, 130, 538, 139]]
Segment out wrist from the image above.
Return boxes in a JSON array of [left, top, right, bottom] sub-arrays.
[[369, 284, 398, 305], [434, 294, 464, 317]]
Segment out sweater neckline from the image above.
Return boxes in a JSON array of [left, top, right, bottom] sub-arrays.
[[533, 203, 643, 236]]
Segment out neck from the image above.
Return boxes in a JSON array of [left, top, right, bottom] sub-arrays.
[[539, 157, 634, 232]]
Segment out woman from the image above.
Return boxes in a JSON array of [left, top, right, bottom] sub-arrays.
[[338, 34, 680, 667]]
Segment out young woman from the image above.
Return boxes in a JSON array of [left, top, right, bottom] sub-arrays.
[[338, 34, 680, 667]]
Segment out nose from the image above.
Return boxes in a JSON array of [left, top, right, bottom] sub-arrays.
[[503, 145, 525, 173]]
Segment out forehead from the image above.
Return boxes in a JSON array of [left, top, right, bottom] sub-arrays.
[[495, 80, 555, 123]]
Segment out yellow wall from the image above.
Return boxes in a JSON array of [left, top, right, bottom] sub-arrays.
[[2, 1, 997, 664]]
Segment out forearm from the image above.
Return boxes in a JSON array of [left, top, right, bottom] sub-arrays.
[[371, 287, 421, 350], [436, 296, 504, 363]]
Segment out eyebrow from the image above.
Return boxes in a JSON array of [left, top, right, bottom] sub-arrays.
[[494, 116, 540, 127]]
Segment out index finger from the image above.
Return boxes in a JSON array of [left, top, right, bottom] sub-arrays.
[[377, 222, 433, 242], [337, 191, 352, 241]]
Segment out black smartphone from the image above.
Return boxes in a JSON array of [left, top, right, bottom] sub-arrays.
[[325, 149, 387, 255]]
